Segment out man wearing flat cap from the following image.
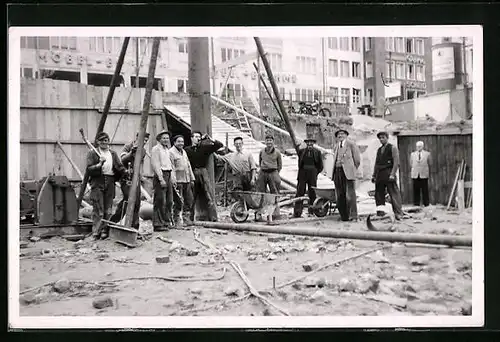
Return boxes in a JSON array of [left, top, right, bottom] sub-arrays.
[[185, 131, 224, 222], [169, 134, 195, 228], [151, 130, 176, 231], [109, 132, 150, 229], [372, 131, 407, 220], [86, 131, 127, 240], [332, 129, 361, 222], [293, 136, 324, 218]]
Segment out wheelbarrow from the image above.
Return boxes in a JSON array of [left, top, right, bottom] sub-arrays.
[[229, 191, 308, 224], [311, 187, 337, 217]]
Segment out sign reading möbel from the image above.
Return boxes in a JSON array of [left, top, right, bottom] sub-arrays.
[[432, 46, 455, 81]]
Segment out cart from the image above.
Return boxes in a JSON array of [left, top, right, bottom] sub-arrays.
[[311, 187, 337, 217], [229, 191, 308, 224]]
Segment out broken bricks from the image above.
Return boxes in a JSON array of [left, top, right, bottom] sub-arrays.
[[302, 261, 319, 272], [92, 296, 114, 309], [53, 279, 71, 293], [155, 255, 170, 264]]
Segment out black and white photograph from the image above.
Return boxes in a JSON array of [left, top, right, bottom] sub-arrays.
[[8, 26, 483, 329]]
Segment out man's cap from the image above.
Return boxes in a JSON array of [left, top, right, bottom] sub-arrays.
[[156, 130, 171, 141], [377, 131, 389, 138], [304, 138, 317, 143], [265, 135, 274, 140], [234, 136, 244, 143], [172, 134, 184, 143], [95, 132, 110, 142], [334, 129, 349, 137]]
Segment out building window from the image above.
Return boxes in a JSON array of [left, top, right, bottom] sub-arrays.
[[328, 59, 338, 77], [416, 65, 425, 81], [395, 62, 405, 79], [340, 60, 350, 77], [340, 88, 350, 104], [385, 37, 394, 52], [406, 64, 415, 80], [21, 37, 50, 50], [97, 37, 105, 53], [406, 38, 414, 54], [49, 36, 77, 51], [113, 37, 122, 54], [330, 87, 339, 102], [395, 37, 404, 53], [443, 37, 451, 42], [178, 40, 188, 53], [365, 61, 374, 78], [364, 37, 373, 51], [296, 56, 317, 74], [352, 88, 361, 104], [415, 39, 424, 55], [352, 62, 361, 78], [21, 67, 35, 79], [351, 37, 361, 52], [366, 88, 374, 103], [269, 53, 283, 72], [221, 48, 245, 62], [406, 90, 415, 100], [327, 37, 338, 50], [178, 79, 187, 93], [307, 89, 314, 102], [385, 61, 395, 80], [339, 37, 349, 51]]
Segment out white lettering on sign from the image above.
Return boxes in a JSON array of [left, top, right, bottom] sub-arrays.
[[249, 71, 297, 84], [405, 81, 427, 89], [65, 54, 73, 65], [77, 55, 85, 65], [51, 51, 61, 63], [406, 55, 425, 64], [38, 52, 48, 62], [106, 58, 113, 68], [37, 51, 113, 69]]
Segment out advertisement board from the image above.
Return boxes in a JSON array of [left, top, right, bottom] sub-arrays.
[[384, 81, 401, 99], [432, 46, 455, 81]]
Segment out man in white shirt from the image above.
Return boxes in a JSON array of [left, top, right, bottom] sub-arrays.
[[410, 141, 431, 207], [216, 136, 257, 192], [86, 132, 127, 240], [169, 135, 195, 228], [151, 130, 176, 231]]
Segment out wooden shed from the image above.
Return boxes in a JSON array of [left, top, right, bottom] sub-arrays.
[[395, 127, 473, 206]]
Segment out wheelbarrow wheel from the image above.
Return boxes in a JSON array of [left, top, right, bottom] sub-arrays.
[[230, 201, 249, 223], [312, 198, 330, 217]]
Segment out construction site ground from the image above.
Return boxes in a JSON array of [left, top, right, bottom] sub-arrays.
[[19, 203, 473, 317]]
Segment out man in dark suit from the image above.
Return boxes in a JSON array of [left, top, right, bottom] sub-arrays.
[[332, 129, 361, 222], [86, 132, 127, 240], [293, 137, 324, 218]]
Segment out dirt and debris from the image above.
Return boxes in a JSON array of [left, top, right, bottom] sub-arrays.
[[19, 204, 472, 317]]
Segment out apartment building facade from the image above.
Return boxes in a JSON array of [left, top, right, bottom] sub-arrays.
[[363, 37, 433, 116], [20, 36, 365, 114]]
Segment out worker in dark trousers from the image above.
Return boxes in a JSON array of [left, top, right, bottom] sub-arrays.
[[410, 141, 431, 207], [169, 135, 195, 228], [185, 131, 224, 222], [151, 130, 176, 231], [332, 129, 361, 222], [257, 135, 283, 194], [372, 131, 408, 220], [293, 137, 323, 218], [86, 132, 127, 240]]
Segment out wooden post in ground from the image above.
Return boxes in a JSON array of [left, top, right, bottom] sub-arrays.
[[224, 132, 229, 207], [188, 37, 214, 220], [124, 37, 161, 228]]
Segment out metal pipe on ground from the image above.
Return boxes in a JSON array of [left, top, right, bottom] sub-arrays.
[[192, 221, 472, 247]]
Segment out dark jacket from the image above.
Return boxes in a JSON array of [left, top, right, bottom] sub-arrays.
[[185, 139, 224, 169], [373, 143, 399, 182], [297, 147, 323, 179], [86, 149, 126, 189]]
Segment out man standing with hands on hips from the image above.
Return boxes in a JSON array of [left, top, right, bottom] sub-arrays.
[[151, 130, 176, 231], [410, 141, 431, 207], [331, 129, 361, 222], [372, 131, 408, 220]]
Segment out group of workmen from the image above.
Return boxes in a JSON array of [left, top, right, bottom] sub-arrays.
[[85, 127, 431, 240]]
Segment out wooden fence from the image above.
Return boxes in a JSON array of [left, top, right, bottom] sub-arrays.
[[20, 79, 167, 181], [396, 128, 473, 205]]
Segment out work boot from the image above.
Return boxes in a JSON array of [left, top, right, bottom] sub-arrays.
[[376, 210, 385, 217]]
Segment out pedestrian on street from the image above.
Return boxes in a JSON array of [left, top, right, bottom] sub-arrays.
[[257, 135, 282, 194], [151, 130, 176, 231], [411, 141, 431, 207], [293, 137, 323, 218], [169, 135, 195, 228], [109, 132, 150, 230], [372, 131, 408, 220], [215, 136, 257, 192], [331, 129, 361, 222], [86, 132, 127, 240], [185, 131, 224, 222]]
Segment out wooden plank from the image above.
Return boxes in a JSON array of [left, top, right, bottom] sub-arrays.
[[456, 180, 465, 212]]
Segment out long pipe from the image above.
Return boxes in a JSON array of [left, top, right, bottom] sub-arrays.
[[192, 221, 472, 247], [211, 95, 331, 155], [96, 37, 131, 138], [252, 62, 283, 121], [254, 37, 301, 155], [124, 37, 161, 228]]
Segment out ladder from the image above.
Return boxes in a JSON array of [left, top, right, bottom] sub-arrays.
[[235, 99, 253, 138]]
